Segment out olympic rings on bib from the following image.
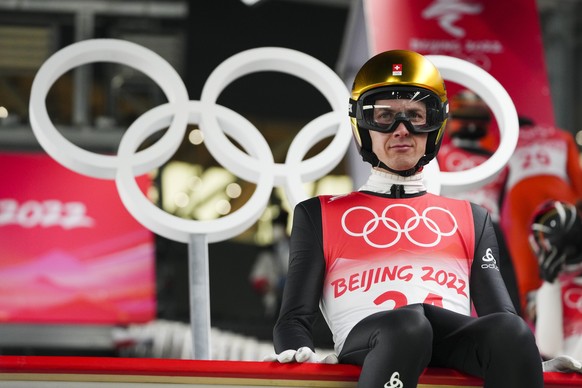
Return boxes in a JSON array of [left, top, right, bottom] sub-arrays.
[[342, 204, 458, 248]]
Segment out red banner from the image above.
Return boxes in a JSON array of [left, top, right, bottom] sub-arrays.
[[0, 153, 156, 324], [363, 0, 555, 128]]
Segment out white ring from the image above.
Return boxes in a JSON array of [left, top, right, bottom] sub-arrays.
[[28, 39, 189, 179], [200, 47, 352, 205], [116, 101, 273, 243], [28, 40, 352, 243], [426, 55, 519, 195]]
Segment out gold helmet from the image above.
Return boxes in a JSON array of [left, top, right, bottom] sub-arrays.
[[348, 50, 448, 176]]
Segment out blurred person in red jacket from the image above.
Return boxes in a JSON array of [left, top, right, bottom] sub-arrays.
[[500, 117, 582, 316], [437, 90, 519, 312]]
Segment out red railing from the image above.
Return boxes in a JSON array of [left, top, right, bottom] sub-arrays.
[[0, 356, 581, 387]]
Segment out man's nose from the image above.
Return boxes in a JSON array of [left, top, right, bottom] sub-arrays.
[[392, 122, 410, 136]]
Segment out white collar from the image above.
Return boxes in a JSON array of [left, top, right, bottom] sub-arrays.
[[358, 168, 426, 195]]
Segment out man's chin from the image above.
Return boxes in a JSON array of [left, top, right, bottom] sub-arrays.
[[376, 165, 417, 175], [386, 163, 416, 172]]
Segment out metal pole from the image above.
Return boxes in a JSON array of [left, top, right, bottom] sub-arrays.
[[188, 233, 211, 360], [73, 9, 94, 127]]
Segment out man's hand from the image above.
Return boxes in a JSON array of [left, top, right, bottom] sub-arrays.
[[543, 355, 582, 373], [263, 347, 338, 364]]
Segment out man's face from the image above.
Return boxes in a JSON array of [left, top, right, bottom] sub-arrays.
[[369, 98, 428, 172]]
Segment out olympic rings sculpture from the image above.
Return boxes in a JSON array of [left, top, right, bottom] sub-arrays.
[[342, 204, 458, 248], [29, 39, 351, 243], [28, 39, 518, 244]]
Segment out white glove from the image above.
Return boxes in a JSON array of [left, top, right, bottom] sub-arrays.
[[263, 347, 338, 364], [543, 355, 582, 373]]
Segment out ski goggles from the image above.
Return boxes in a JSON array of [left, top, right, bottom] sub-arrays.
[[349, 86, 448, 134]]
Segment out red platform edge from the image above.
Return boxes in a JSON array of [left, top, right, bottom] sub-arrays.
[[0, 356, 581, 387]]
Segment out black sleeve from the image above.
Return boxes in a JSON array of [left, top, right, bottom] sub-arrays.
[[469, 203, 518, 316], [273, 197, 326, 353]]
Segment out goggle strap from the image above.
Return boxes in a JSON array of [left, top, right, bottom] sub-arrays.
[[348, 99, 357, 118]]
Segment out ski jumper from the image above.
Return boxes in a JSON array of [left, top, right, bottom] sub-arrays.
[[274, 170, 543, 388], [501, 125, 582, 312]]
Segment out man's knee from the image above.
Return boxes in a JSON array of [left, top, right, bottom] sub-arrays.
[[481, 313, 537, 354], [477, 312, 543, 385]]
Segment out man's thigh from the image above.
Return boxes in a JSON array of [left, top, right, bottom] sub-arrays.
[[423, 304, 488, 376]]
